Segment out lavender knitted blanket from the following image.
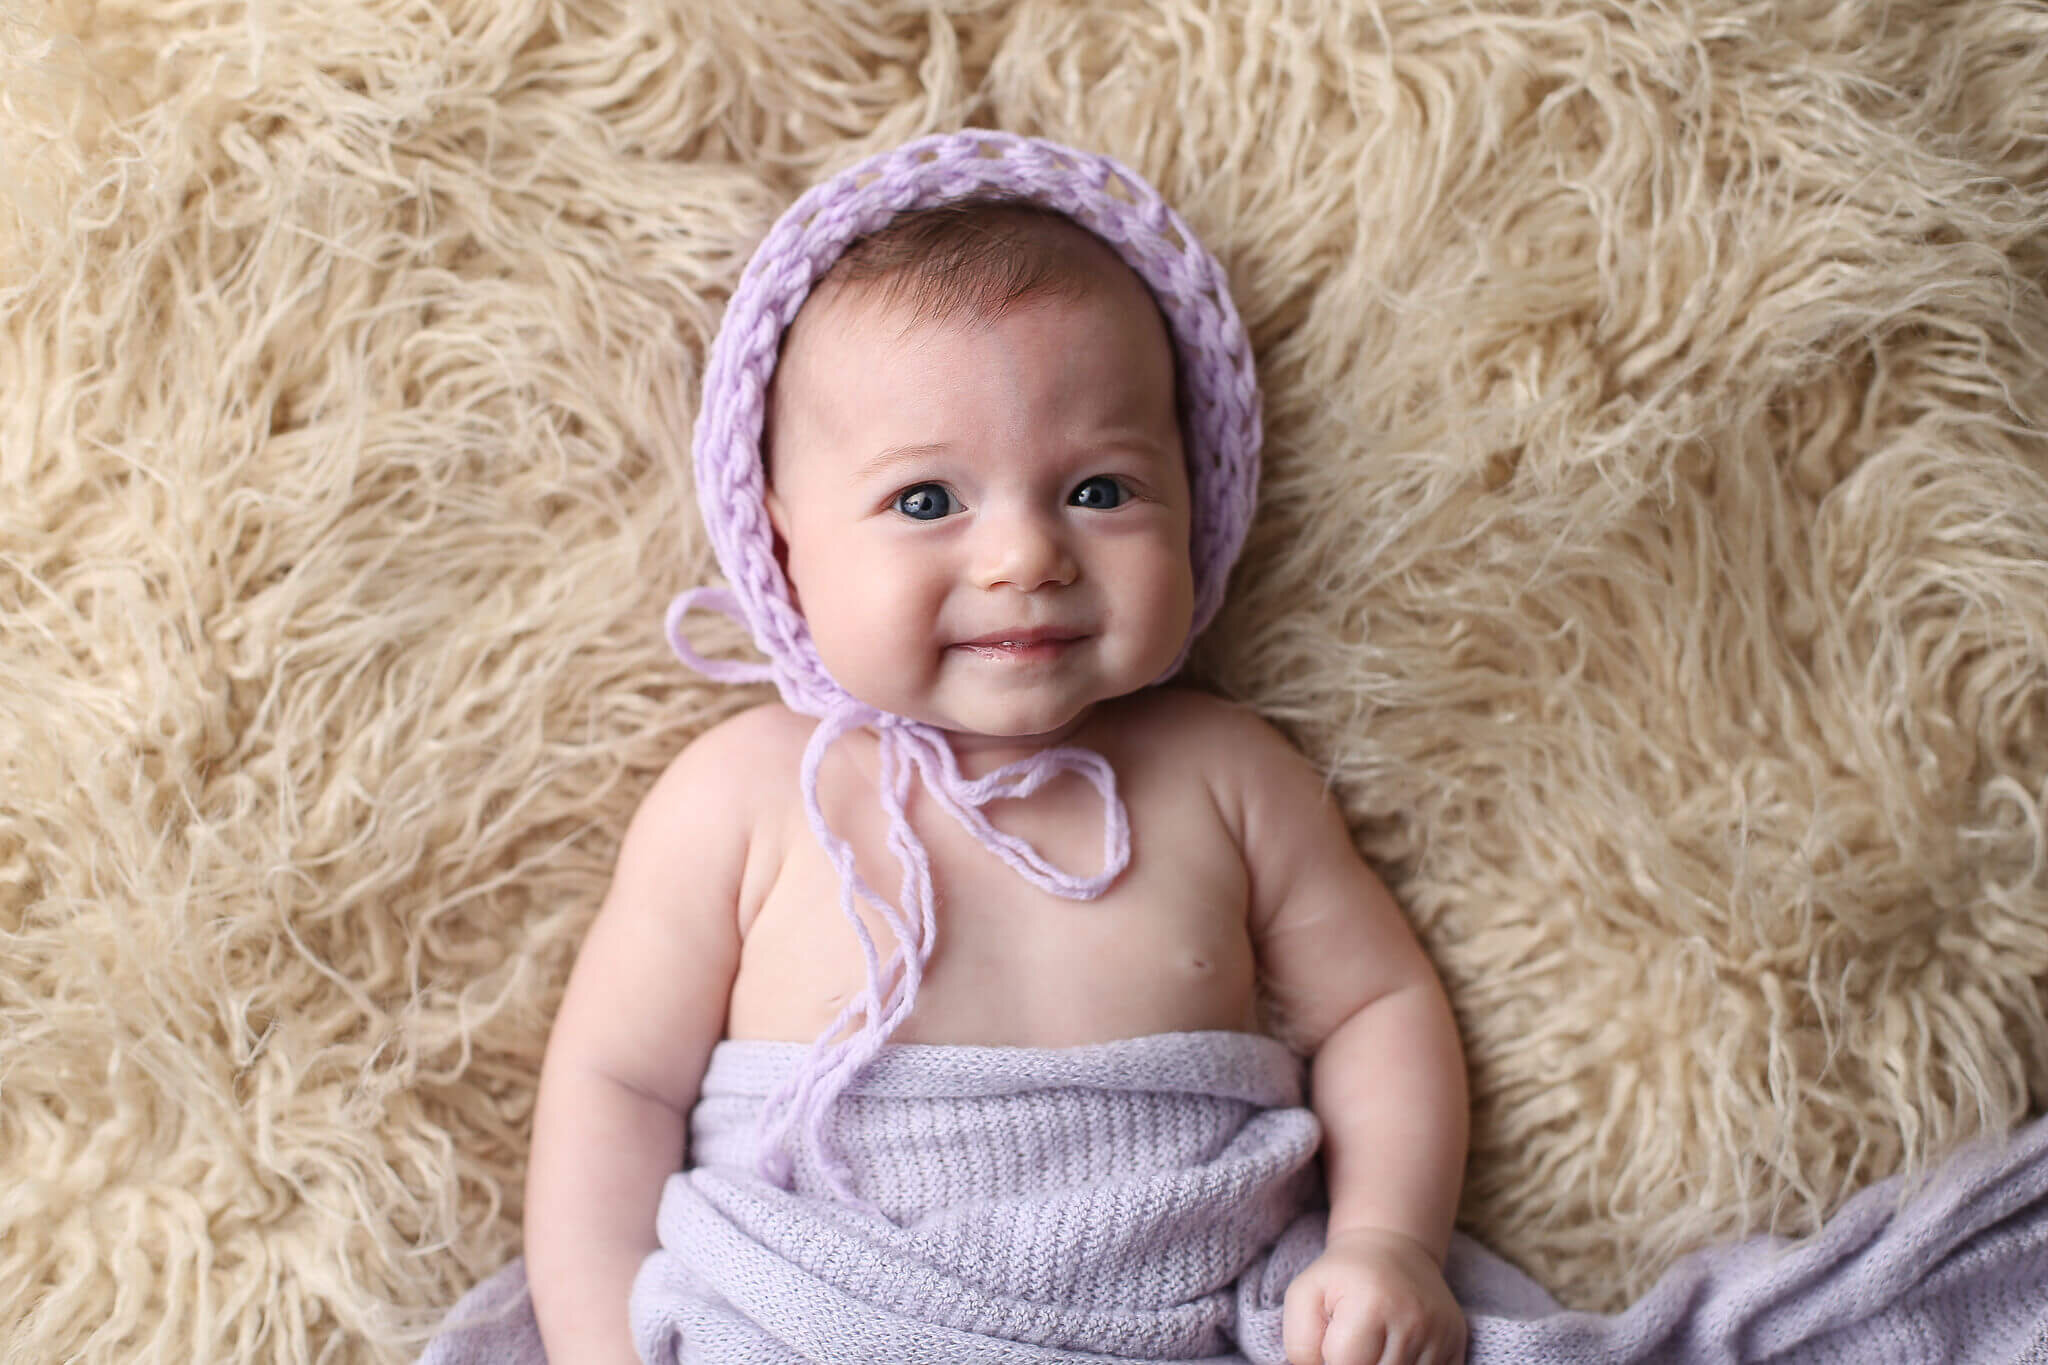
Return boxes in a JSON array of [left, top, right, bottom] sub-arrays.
[[418, 1031, 2048, 1364]]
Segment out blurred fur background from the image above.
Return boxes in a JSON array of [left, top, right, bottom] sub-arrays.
[[5, 0, 2047, 1359]]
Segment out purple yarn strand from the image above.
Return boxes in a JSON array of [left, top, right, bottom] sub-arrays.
[[662, 589, 775, 686]]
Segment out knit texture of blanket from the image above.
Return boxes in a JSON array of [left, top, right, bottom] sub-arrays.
[[423, 1030, 1322, 1364], [417, 1030, 2048, 1364]]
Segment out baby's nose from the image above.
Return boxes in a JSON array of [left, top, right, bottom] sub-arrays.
[[972, 510, 1077, 592]]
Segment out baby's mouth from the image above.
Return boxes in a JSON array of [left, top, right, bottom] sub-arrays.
[[952, 628, 1086, 662]]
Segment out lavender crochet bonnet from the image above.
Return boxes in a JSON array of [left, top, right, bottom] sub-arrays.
[[667, 129, 1262, 1209]]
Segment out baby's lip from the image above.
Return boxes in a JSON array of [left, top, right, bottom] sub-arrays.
[[954, 627, 1087, 648]]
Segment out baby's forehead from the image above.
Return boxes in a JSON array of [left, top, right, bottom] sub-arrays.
[[769, 244, 1167, 419], [760, 202, 1185, 486], [815, 297, 1175, 427], [776, 280, 1172, 440]]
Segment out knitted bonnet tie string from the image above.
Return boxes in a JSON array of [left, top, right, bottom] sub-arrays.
[[665, 589, 1131, 1210]]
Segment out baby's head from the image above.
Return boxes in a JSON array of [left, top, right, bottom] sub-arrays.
[[680, 131, 1258, 735], [763, 200, 1194, 743]]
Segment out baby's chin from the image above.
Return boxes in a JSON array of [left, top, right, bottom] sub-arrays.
[[856, 691, 1106, 751], [946, 712, 1094, 749]]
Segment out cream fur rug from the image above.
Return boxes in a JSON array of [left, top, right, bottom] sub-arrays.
[[5, 1, 2047, 1360]]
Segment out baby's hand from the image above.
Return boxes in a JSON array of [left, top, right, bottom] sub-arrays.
[[1281, 1227, 1466, 1365]]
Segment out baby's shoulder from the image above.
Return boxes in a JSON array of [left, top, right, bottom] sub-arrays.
[[689, 699, 817, 758], [1100, 688, 1317, 789], [645, 702, 809, 811], [1111, 686, 1300, 751]]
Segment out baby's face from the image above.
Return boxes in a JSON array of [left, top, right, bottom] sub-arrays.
[[765, 261, 1193, 743]]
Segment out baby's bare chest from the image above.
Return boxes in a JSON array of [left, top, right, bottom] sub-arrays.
[[724, 761, 1258, 1046]]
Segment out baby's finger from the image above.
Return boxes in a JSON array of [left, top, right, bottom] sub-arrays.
[[1280, 1283, 1329, 1365], [1319, 1307, 1387, 1365]]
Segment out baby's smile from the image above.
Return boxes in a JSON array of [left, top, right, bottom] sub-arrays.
[[950, 627, 1090, 663]]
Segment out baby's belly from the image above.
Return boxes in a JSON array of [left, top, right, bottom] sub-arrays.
[[724, 891, 1262, 1048]]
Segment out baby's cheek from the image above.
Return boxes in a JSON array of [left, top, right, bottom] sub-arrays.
[[805, 603, 872, 686], [1138, 563, 1197, 656]]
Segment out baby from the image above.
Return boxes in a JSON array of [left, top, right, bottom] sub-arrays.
[[521, 134, 1467, 1365]]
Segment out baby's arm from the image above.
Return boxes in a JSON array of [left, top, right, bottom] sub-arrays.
[[524, 712, 766, 1365], [1218, 706, 1468, 1365]]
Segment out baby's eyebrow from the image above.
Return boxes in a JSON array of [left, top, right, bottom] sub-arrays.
[[854, 441, 953, 481]]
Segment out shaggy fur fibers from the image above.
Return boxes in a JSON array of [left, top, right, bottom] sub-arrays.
[[5, 0, 2048, 1359]]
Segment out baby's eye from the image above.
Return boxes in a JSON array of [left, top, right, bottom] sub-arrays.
[[893, 483, 957, 520], [1069, 476, 1128, 510]]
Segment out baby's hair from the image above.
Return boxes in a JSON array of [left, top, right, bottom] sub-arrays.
[[765, 194, 1177, 475], [815, 192, 1103, 330]]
